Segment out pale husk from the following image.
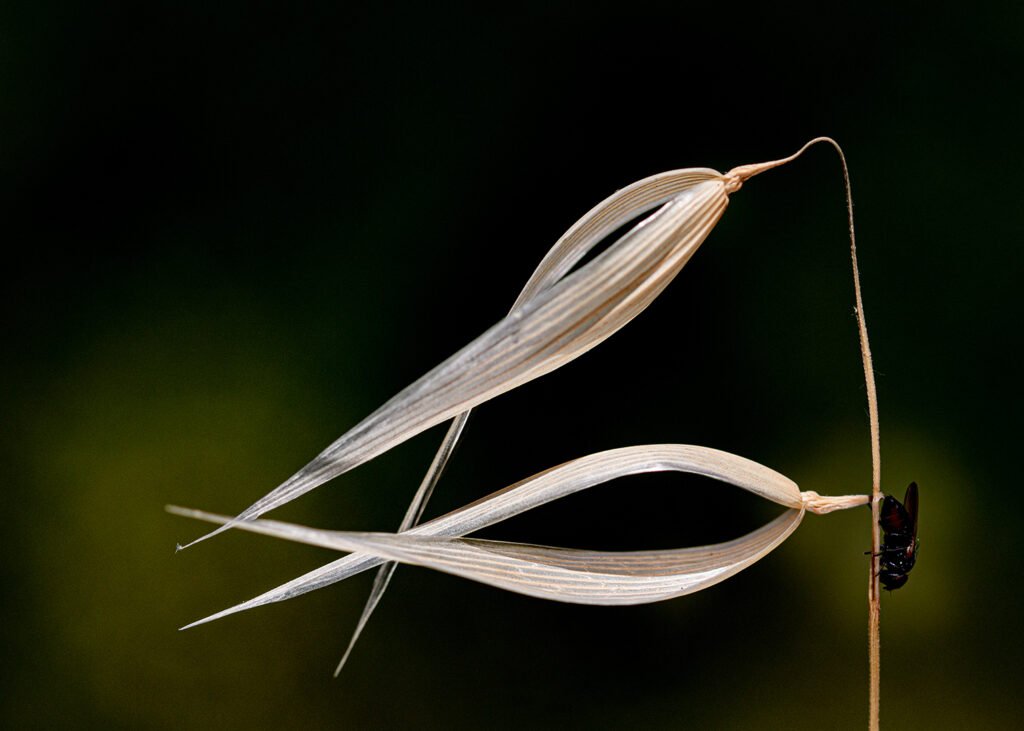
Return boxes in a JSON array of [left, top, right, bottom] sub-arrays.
[[344, 167, 734, 670], [170, 507, 804, 606], [173, 444, 806, 627], [179, 170, 732, 548], [172, 139, 884, 724]]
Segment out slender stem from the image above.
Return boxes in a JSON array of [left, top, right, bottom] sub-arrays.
[[833, 144, 882, 731], [869, 534, 881, 731], [729, 138, 882, 729], [833, 142, 883, 731]]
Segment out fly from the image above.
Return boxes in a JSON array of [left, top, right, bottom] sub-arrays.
[[873, 482, 920, 591]]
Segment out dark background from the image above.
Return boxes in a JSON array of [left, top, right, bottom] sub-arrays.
[[3, 2, 1022, 729]]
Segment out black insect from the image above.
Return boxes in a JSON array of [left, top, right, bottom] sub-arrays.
[[875, 482, 919, 591]]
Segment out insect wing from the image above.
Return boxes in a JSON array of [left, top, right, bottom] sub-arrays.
[[903, 481, 919, 542], [879, 495, 911, 535]]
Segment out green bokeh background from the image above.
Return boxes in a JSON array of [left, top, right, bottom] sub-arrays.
[[4, 3, 1022, 729]]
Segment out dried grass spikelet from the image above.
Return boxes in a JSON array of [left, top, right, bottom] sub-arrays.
[[178, 165, 745, 550], [169, 445, 867, 615], [177, 140, 838, 551], [173, 138, 877, 692]]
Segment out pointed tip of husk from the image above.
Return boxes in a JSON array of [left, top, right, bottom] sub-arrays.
[[168, 504, 237, 550]]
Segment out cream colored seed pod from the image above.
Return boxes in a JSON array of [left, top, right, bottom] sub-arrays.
[[174, 137, 886, 728]]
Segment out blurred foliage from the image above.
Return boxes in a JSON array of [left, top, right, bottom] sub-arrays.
[[3, 1, 1022, 729]]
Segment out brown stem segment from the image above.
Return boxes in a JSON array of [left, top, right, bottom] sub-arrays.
[[733, 138, 881, 730], [836, 144, 883, 731], [830, 139, 883, 731], [869, 526, 881, 730]]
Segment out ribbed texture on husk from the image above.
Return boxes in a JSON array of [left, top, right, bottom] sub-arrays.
[[182, 169, 730, 547], [173, 444, 804, 625]]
